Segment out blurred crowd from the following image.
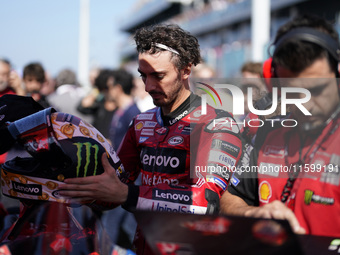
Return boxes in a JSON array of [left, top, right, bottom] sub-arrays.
[[0, 56, 267, 249], [0, 58, 158, 248]]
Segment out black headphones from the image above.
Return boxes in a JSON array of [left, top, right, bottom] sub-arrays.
[[274, 27, 340, 61], [272, 27, 340, 78], [259, 26, 340, 107], [261, 27, 340, 132]]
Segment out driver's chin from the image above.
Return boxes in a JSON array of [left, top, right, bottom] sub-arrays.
[[153, 98, 169, 107]]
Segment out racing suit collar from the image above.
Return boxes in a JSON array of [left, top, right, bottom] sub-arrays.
[[160, 93, 201, 126]]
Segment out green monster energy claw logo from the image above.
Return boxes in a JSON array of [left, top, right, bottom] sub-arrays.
[[74, 142, 99, 177], [304, 189, 334, 206], [304, 189, 313, 205], [329, 239, 340, 251]]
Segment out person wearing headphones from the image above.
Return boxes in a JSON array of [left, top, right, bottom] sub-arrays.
[[220, 14, 340, 237]]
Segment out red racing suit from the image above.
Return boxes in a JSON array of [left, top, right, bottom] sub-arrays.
[[229, 114, 340, 237], [117, 94, 243, 254]]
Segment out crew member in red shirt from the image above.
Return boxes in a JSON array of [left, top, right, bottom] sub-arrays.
[[221, 14, 340, 237]]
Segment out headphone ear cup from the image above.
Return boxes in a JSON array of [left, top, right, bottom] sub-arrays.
[[262, 58, 273, 93]]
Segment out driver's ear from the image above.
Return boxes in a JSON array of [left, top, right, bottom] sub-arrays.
[[182, 63, 192, 79]]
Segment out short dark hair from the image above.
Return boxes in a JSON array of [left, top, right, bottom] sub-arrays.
[[113, 69, 134, 95], [272, 14, 339, 75], [94, 69, 115, 92], [241, 62, 263, 78], [23, 62, 46, 83], [134, 24, 201, 70]]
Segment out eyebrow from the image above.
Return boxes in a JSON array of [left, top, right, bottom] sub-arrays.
[[137, 68, 166, 75], [309, 82, 328, 91]]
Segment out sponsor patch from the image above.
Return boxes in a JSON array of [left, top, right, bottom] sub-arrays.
[[168, 136, 184, 146], [149, 201, 205, 214], [135, 121, 144, 130], [328, 239, 340, 251], [155, 127, 168, 135], [176, 124, 194, 135], [211, 139, 240, 158], [182, 125, 194, 135], [230, 175, 240, 187], [139, 136, 149, 143], [208, 151, 236, 167], [206, 175, 227, 191], [320, 164, 340, 186], [152, 189, 192, 204], [137, 195, 209, 214], [137, 113, 154, 120], [141, 129, 154, 136], [304, 190, 334, 205], [259, 181, 272, 203], [12, 181, 42, 196], [140, 147, 186, 174], [169, 110, 189, 125], [177, 124, 185, 132], [263, 145, 285, 158], [144, 121, 157, 128], [199, 163, 231, 180], [142, 174, 179, 186]]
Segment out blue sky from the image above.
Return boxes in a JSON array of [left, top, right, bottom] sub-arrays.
[[0, 0, 138, 78]]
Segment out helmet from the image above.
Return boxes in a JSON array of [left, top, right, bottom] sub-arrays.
[[1, 108, 126, 203]]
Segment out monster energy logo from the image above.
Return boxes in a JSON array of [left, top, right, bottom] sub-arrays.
[[73, 142, 100, 177], [304, 189, 334, 206]]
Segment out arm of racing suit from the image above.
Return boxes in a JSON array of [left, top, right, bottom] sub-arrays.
[[220, 142, 259, 215], [227, 142, 259, 206]]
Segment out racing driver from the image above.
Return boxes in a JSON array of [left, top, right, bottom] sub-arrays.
[[60, 24, 244, 254]]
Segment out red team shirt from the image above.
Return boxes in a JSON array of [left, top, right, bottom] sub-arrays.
[[229, 114, 340, 237]]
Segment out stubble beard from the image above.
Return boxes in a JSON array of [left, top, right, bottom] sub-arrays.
[[153, 76, 184, 108]]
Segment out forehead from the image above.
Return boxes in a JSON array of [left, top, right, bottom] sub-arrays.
[[275, 57, 336, 88], [138, 51, 177, 73], [0, 62, 10, 72], [276, 57, 334, 78], [24, 75, 38, 81], [277, 77, 336, 90]]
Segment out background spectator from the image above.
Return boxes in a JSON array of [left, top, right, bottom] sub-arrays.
[[22, 62, 50, 108], [77, 69, 117, 138], [48, 68, 92, 123], [0, 58, 24, 97]]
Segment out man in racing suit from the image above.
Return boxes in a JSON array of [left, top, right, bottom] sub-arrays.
[[119, 92, 242, 254], [60, 24, 244, 254], [220, 14, 340, 237]]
